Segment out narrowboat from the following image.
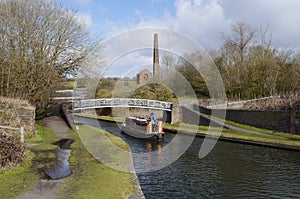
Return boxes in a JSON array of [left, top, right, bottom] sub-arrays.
[[121, 116, 164, 140]]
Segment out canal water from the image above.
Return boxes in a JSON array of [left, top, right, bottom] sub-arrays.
[[75, 116, 300, 198]]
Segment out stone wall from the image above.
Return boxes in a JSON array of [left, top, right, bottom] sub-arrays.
[[0, 97, 35, 137], [15, 106, 36, 136], [195, 105, 292, 133], [170, 102, 181, 124], [182, 106, 223, 127], [60, 103, 76, 131]]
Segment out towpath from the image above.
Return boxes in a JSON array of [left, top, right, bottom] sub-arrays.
[[16, 113, 70, 199]]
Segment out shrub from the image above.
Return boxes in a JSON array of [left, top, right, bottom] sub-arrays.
[[131, 83, 175, 101], [0, 133, 26, 170]]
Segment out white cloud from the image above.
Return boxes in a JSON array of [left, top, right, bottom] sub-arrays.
[[106, 0, 300, 49], [101, 27, 211, 79], [221, 0, 300, 48], [173, 0, 232, 48], [106, 0, 231, 49], [101, 0, 300, 76], [104, 51, 153, 77]]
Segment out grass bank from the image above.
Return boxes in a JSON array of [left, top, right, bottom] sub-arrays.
[[208, 114, 300, 140], [0, 151, 35, 199], [0, 122, 58, 199], [58, 124, 134, 199], [164, 123, 300, 149], [0, 120, 135, 199]]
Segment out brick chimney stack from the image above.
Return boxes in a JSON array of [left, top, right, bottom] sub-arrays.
[[153, 33, 159, 81]]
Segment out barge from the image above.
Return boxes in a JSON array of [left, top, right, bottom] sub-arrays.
[[121, 116, 164, 140]]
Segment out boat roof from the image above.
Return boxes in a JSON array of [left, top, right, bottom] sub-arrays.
[[127, 116, 148, 123]]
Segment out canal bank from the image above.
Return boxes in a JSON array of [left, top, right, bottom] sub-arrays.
[[74, 115, 300, 199], [6, 112, 140, 199], [74, 113, 300, 151], [165, 128, 300, 151], [61, 110, 145, 198]]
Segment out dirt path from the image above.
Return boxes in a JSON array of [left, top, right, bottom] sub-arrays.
[[43, 115, 71, 138], [16, 114, 71, 199]]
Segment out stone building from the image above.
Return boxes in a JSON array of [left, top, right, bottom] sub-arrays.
[[136, 68, 152, 85]]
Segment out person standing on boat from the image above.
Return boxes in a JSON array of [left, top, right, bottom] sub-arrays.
[[149, 112, 157, 132]]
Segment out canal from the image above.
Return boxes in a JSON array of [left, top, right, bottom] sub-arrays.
[[75, 116, 300, 198]]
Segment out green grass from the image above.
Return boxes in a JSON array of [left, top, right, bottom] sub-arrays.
[[24, 121, 59, 144], [58, 125, 134, 199], [27, 123, 60, 176], [164, 122, 300, 147], [1, 120, 135, 199], [0, 151, 36, 199], [0, 123, 59, 199]]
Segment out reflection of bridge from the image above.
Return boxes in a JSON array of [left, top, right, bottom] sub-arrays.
[[73, 98, 173, 111]]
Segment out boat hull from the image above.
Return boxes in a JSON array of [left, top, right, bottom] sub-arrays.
[[121, 126, 163, 140]]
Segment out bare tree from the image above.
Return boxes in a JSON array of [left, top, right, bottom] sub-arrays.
[[218, 22, 300, 100], [276, 49, 299, 93], [246, 26, 279, 97], [161, 53, 178, 68], [221, 22, 257, 99], [0, 0, 100, 106]]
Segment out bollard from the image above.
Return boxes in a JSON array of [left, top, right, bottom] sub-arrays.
[[45, 138, 74, 180], [20, 127, 24, 143]]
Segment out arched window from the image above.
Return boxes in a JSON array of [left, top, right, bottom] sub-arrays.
[[144, 74, 148, 80]]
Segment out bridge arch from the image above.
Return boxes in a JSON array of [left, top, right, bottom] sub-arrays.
[[73, 98, 173, 122]]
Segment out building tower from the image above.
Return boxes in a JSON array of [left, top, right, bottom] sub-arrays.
[[153, 33, 159, 81]]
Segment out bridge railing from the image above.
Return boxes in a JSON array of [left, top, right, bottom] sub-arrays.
[[73, 98, 173, 112]]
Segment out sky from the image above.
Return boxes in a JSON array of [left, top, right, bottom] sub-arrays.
[[61, 0, 300, 77]]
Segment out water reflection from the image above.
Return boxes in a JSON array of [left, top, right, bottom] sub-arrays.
[[75, 116, 300, 199], [145, 141, 164, 153]]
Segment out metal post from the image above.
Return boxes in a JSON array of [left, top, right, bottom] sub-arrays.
[[20, 127, 24, 143]]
